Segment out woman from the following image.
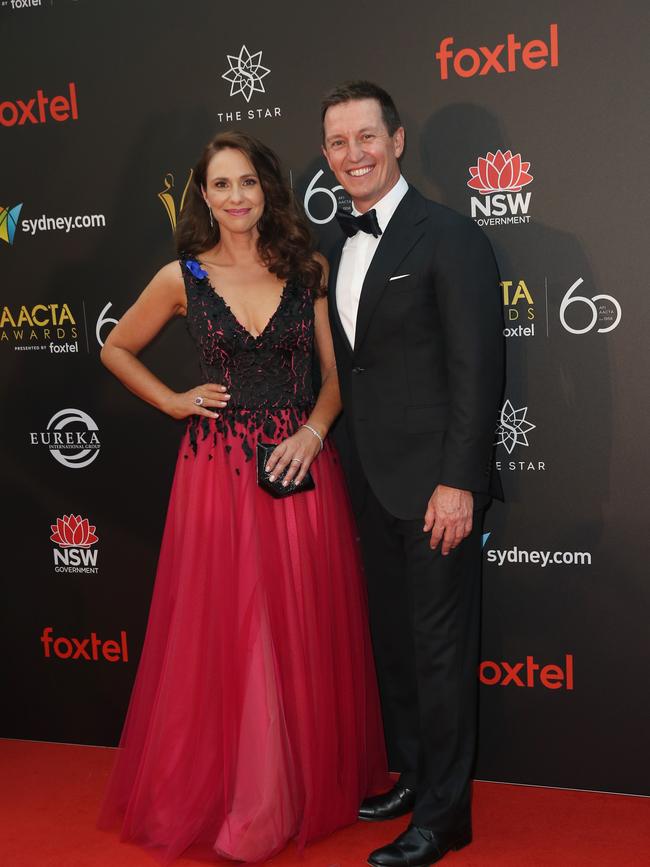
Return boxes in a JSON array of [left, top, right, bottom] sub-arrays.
[[98, 132, 388, 863]]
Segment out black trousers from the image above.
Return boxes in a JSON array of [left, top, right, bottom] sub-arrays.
[[355, 477, 483, 832]]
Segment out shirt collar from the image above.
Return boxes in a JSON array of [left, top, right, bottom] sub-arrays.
[[351, 174, 408, 233]]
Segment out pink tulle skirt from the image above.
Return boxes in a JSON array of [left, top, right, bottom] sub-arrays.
[[98, 411, 389, 863]]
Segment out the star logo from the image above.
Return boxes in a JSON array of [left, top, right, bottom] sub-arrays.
[[222, 45, 270, 103], [495, 400, 536, 454]]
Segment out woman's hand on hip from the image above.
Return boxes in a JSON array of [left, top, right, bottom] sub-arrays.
[[161, 384, 230, 420]]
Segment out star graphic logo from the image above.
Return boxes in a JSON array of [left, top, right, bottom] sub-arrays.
[[495, 400, 536, 454], [222, 45, 270, 103]]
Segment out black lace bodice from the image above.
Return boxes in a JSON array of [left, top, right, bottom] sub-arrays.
[[181, 256, 316, 459]]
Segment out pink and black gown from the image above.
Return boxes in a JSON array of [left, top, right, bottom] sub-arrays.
[[98, 257, 389, 863]]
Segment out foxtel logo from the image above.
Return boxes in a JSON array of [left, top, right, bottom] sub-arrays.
[[40, 627, 128, 662], [0, 82, 79, 127], [435, 24, 558, 80], [479, 654, 574, 690]]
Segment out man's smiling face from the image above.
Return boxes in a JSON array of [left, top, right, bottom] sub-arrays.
[[322, 97, 404, 213]]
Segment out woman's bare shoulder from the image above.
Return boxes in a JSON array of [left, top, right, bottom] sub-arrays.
[[137, 260, 187, 311], [156, 260, 186, 284]]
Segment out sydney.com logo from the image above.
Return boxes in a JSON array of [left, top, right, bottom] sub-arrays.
[[0, 202, 23, 245], [483, 534, 592, 568], [0, 201, 106, 246]]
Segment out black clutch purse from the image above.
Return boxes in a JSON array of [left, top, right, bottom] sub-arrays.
[[256, 441, 315, 498]]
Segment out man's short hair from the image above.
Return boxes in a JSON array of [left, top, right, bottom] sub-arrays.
[[321, 80, 402, 139]]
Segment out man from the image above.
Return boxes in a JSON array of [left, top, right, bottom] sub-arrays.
[[321, 81, 504, 867]]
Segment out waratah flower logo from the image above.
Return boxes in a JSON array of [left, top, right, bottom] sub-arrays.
[[467, 150, 534, 195], [50, 515, 99, 548]]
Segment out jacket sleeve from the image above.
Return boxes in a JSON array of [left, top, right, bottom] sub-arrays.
[[432, 217, 505, 493]]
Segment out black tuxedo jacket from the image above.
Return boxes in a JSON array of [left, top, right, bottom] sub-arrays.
[[328, 185, 505, 520]]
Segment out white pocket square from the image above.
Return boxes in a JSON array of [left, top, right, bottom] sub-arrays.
[[389, 273, 411, 281]]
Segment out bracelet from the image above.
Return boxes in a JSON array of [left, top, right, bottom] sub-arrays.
[[301, 424, 324, 452]]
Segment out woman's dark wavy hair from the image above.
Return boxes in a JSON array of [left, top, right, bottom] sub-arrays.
[[175, 131, 323, 295]]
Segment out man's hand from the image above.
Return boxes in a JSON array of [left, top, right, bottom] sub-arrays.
[[423, 485, 473, 555]]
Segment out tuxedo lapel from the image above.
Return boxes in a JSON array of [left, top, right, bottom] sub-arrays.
[[354, 187, 427, 353], [327, 236, 353, 354]]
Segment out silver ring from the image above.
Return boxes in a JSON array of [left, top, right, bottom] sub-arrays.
[[194, 396, 204, 406], [290, 458, 302, 464]]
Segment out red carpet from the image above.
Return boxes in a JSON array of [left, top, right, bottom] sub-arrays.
[[1, 739, 648, 866]]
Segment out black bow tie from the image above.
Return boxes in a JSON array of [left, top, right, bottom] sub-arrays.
[[336, 208, 382, 239]]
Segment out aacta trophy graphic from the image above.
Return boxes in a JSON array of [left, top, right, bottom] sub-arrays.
[[157, 170, 193, 232]]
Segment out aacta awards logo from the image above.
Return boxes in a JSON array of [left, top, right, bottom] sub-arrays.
[[158, 170, 193, 232], [217, 45, 281, 124], [40, 627, 128, 663], [1, 301, 78, 353], [559, 277, 622, 335], [0, 82, 79, 128], [302, 167, 350, 226], [501, 279, 536, 338], [479, 654, 574, 690], [435, 24, 559, 80], [468, 150, 534, 226], [29, 409, 100, 469], [495, 399, 546, 473], [50, 514, 99, 574]]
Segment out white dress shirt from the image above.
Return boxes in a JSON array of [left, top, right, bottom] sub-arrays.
[[336, 174, 409, 348]]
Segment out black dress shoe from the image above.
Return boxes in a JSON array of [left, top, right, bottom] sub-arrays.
[[358, 783, 417, 821], [367, 823, 472, 866]]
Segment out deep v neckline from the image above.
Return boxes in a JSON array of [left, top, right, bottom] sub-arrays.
[[198, 263, 288, 342]]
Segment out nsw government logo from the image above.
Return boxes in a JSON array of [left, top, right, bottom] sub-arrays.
[[468, 150, 533, 226], [217, 45, 281, 124], [495, 399, 545, 472], [51, 514, 99, 574], [29, 409, 100, 468]]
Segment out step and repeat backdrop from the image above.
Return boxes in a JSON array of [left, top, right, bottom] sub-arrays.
[[2, 1, 649, 796]]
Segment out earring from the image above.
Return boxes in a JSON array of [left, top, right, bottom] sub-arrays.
[[207, 205, 214, 229]]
